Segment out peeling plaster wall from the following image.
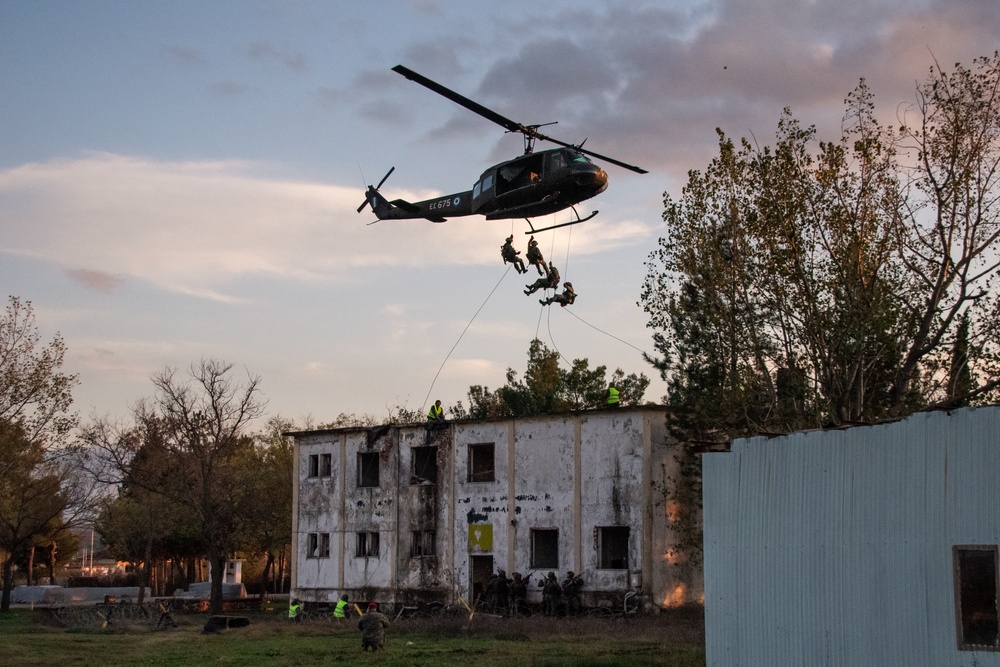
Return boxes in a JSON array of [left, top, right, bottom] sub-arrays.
[[342, 429, 397, 596], [394, 426, 454, 602], [580, 412, 646, 596], [294, 434, 340, 601], [290, 407, 699, 609]]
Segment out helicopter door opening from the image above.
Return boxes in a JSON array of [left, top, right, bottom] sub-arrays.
[[495, 154, 545, 195]]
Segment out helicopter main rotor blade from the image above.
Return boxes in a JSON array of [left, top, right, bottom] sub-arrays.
[[392, 65, 527, 135], [393, 64, 647, 174], [528, 131, 649, 174]]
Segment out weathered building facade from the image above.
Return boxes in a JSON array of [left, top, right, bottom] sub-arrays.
[[703, 406, 1000, 666], [288, 406, 702, 610]]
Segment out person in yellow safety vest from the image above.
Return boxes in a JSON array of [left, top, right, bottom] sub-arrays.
[[607, 385, 620, 408], [334, 594, 349, 619], [427, 399, 444, 421], [288, 598, 301, 622]]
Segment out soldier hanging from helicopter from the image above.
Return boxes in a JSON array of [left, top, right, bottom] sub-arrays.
[[525, 236, 548, 275], [540, 281, 576, 307], [501, 235, 527, 274], [525, 263, 560, 296]]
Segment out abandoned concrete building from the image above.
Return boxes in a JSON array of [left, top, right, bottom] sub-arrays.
[[286, 406, 702, 611]]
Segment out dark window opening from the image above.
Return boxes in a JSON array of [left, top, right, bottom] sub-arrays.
[[308, 454, 319, 478], [320, 453, 332, 477], [307, 533, 330, 558], [598, 526, 630, 570], [468, 443, 495, 482], [319, 533, 330, 558], [356, 532, 380, 558], [307, 533, 319, 558], [531, 529, 559, 569], [955, 545, 1000, 650], [412, 446, 438, 485], [411, 530, 436, 557], [357, 452, 380, 488]]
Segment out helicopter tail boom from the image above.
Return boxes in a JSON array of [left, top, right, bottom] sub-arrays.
[[357, 166, 472, 223]]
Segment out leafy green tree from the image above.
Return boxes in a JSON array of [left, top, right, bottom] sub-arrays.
[[454, 339, 650, 418], [0, 296, 78, 450], [232, 417, 293, 599], [0, 420, 67, 611], [642, 54, 1000, 442]]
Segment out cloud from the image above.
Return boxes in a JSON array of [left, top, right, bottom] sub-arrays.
[[0, 153, 654, 303], [433, 0, 1000, 182], [67, 269, 126, 293], [246, 41, 308, 73], [163, 45, 207, 68]]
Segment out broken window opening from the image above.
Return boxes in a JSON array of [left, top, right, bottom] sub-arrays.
[[356, 531, 380, 558], [597, 526, 630, 570], [319, 533, 330, 558], [307, 532, 330, 558], [468, 443, 495, 483], [320, 453, 332, 478], [308, 454, 319, 478], [955, 544, 1000, 650], [531, 529, 559, 570], [357, 452, 380, 488], [307, 533, 319, 558], [411, 446, 438, 485], [411, 530, 436, 558]]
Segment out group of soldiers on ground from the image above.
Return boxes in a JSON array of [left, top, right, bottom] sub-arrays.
[[501, 235, 576, 308], [485, 568, 585, 617], [287, 567, 588, 653]]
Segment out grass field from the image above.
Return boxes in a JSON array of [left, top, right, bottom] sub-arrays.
[[0, 605, 706, 666]]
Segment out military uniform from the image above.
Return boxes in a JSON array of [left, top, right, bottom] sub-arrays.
[[501, 236, 527, 273], [525, 264, 560, 296], [539, 572, 562, 616], [563, 571, 584, 616], [526, 236, 548, 275], [358, 604, 390, 651]]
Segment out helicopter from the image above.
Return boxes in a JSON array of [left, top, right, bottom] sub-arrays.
[[358, 65, 647, 234]]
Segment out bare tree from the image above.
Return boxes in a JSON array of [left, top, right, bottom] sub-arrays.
[[81, 359, 266, 613]]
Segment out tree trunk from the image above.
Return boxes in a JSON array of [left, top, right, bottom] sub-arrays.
[[1, 556, 15, 612], [26, 545, 35, 586], [48, 540, 57, 585], [137, 536, 152, 605], [208, 550, 226, 614], [260, 551, 274, 601]]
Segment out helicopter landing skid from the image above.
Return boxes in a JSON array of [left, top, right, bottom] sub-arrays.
[[525, 207, 598, 234]]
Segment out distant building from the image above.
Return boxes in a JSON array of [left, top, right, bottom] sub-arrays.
[[286, 406, 702, 611], [703, 407, 1000, 666]]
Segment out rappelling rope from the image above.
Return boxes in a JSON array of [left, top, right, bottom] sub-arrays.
[[422, 264, 512, 413]]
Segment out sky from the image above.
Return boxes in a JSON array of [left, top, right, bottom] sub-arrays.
[[2, 0, 998, 429]]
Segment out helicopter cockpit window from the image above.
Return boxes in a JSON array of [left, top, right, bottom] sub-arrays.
[[473, 181, 481, 198], [548, 151, 568, 172]]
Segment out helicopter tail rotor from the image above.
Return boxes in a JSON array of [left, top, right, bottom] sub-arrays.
[[357, 166, 396, 214]]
